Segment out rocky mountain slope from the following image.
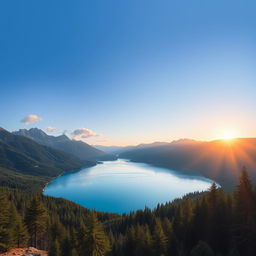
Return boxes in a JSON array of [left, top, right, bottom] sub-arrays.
[[14, 128, 116, 161]]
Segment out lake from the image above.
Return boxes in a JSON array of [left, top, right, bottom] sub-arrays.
[[44, 159, 214, 213]]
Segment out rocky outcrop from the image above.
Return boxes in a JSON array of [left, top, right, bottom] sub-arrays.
[[0, 247, 47, 256]]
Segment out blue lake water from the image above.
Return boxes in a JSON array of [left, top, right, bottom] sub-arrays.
[[44, 159, 213, 213]]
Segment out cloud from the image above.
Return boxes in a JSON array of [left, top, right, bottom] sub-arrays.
[[21, 115, 42, 125], [72, 128, 99, 140], [46, 126, 57, 132]]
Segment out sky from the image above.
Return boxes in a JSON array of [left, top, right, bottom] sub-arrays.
[[0, 0, 255, 146]]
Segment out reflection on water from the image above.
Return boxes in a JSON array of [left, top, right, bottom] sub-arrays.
[[44, 159, 213, 213]]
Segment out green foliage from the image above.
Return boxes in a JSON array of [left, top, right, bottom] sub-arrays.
[[0, 193, 12, 251], [0, 167, 256, 256], [190, 240, 214, 256], [78, 211, 110, 256], [70, 248, 79, 256], [153, 219, 167, 255], [49, 239, 61, 256], [25, 197, 48, 248], [234, 167, 255, 221], [0, 167, 48, 192], [8, 203, 28, 248]]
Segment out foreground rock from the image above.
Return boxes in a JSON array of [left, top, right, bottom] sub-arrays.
[[0, 247, 47, 256]]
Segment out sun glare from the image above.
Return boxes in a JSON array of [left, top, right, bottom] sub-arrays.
[[220, 132, 236, 141]]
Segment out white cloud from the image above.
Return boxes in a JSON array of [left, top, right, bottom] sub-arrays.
[[72, 128, 99, 140], [46, 126, 57, 132], [21, 115, 42, 125]]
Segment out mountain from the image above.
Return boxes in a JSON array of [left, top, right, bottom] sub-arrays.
[[13, 128, 116, 161], [94, 142, 169, 155], [93, 145, 133, 155], [0, 127, 92, 177], [120, 138, 256, 191]]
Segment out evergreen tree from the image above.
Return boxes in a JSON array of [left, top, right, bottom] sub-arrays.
[[78, 211, 110, 256], [131, 225, 153, 256], [25, 197, 48, 248], [191, 198, 208, 243], [15, 220, 29, 248], [234, 167, 255, 222], [162, 218, 173, 237], [142, 225, 153, 256], [0, 193, 12, 252], [9, 203, 28, 248], [190, 240, 214, 256], [208, 183, 219, 210], [153, 219, 167, 256], [49, 239, 60, 256], [50, 219, 65, 242], [61, 237, 72, 256], [124, 226, 136, 256], [233, 167, 256, 255], [70, 248, 79, 256]]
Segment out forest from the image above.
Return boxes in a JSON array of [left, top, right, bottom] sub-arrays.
[[0, 167, 255, 256]]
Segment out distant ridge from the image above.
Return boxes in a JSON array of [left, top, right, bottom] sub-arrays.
[[119, 138, 256, 191], [13, 128, 116, 161], [0, 127, 92, 177]]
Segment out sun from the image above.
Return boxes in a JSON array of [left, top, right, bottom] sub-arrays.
[[220, 131, 236, 141]]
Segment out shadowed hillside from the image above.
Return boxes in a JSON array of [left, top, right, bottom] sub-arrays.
[[13, 128, 116, 161], [120, 138, 256, 191], [0, 128, 93, 177]]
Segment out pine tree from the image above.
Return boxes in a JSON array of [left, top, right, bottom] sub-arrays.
[[233, 167, 256, 255], [78, 211, 110, 256], [70, 248, 79, 256], [61, 237, 72, 256], [153, 219, 167, 256], [234, 167, 255, 222], [77, 224, 87, 253], [49, 239, 60, 256], [125, 226, 136, 256], [8, 203, 28, 248], [0, 193, 12, 252], [190, 240, 214, 256], [141, 225, 153, 256], [208, 183, 219, 210], [15, 219, 29, 248], [25, 197, 48, 248], [50, 219, 65, 242]]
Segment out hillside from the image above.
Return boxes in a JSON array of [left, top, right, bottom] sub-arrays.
[[120, 138, 256, 191], [0, 167, 49, 192], [13, 128, 116, 161], [0, 128, 93, 178]]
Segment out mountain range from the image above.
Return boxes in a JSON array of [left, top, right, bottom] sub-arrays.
[[94, 142, 170, 155], [13, 128, 116, 161], [2, 126, 256, 192], [119, 138, 256, 191], [0, 127, 92, 177]]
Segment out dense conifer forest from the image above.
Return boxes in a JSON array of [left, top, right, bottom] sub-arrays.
[[0, 167, 255, 256]]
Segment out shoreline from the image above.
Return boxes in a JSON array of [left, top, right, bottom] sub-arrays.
[[42, 158, 215, 214], [42, 161, 97, 194]]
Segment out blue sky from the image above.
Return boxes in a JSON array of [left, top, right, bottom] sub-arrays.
[[0, 0, 255, 145]]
